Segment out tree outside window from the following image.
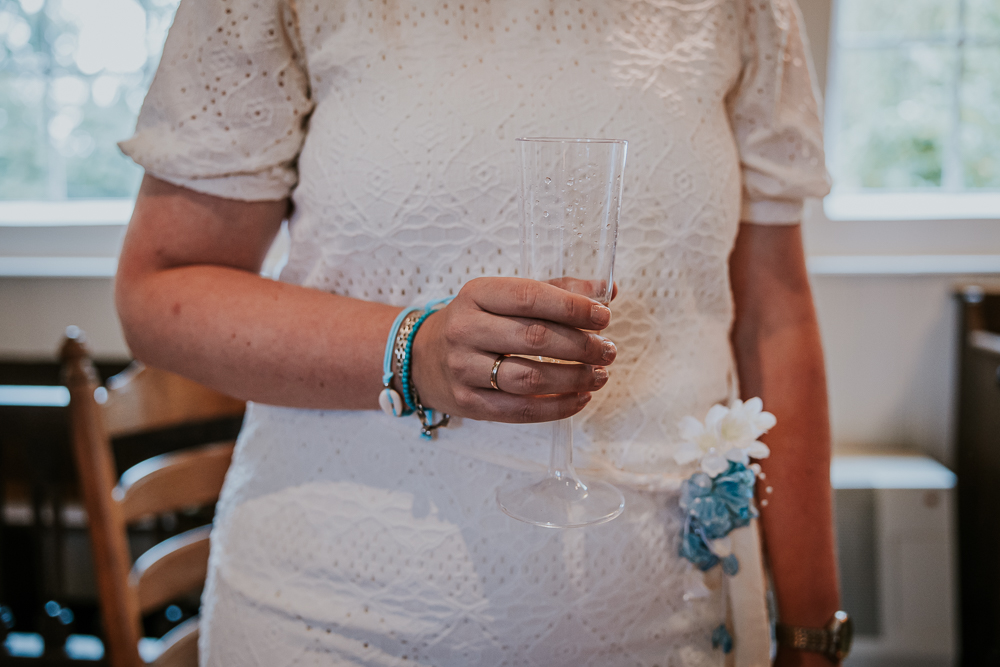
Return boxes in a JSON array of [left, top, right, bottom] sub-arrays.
[[828, 0, 1000, 191], [4, 0, 999, 202], [0, 0, 179, 201]]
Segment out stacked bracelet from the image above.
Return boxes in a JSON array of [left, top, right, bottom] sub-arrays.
[[379, 306, 421, 417], [378, 296, 454, 438], [399, 308, 432, 414]]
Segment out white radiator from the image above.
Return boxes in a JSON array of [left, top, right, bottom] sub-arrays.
[[832, 454, 957, 667]]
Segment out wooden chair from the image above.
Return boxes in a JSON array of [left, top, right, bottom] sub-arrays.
[[60, 328, 245, 667]]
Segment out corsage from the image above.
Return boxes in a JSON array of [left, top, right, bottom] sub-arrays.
[[673, 397, 776, 654]]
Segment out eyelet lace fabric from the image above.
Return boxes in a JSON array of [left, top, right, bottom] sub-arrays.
[[122, 0, 829, 663]]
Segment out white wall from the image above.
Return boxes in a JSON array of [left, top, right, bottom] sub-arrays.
[[0, 221, 130, 360], [0, 277, 126, 360], [812, 274, 975, 465]]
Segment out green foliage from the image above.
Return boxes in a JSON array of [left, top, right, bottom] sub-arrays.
[[837, 0, 959, 39], [0, 74, 47, 199], [828, 0, 1000, 192], [1, 0, 998, 198], [0, 0, 178, 200], [961, 47, 1000, 188]]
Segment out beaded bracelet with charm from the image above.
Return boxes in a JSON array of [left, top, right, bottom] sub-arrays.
[[399, 307, 451, 438], [378, 296, 455, 436], [378, 307, 422, 417]]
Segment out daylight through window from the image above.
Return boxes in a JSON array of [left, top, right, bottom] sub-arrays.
[[0, 0, 179, 201], [828, 0, 1000, 192]]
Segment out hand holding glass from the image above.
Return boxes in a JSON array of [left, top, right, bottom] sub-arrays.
[[496, 137, 628, 528]]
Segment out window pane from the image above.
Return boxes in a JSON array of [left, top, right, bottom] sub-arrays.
[[837, 0, 958, 40], [63, 74, 147, 198], [966, 0, 1000, 40], [834, 46, 954, 189], [0, 0, 179, 201], [962, 47, 1000, 188], [0, 74, 46, 199]]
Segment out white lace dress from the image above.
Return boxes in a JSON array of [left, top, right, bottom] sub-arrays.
[[121, 0, 829, 663]]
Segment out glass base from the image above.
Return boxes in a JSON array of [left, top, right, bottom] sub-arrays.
[[496, 473, 625, 528]]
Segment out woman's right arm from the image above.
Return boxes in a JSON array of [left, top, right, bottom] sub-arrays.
[[115, 175, 615, 421]]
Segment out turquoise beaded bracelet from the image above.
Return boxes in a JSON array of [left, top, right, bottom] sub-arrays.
[[379, 296, 454, 438], [378, 306, 421, 417]]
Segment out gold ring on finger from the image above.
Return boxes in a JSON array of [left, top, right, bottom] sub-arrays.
[[490, 354, 509, 391]]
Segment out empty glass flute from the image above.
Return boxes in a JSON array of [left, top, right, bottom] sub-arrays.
[[496, 137, 628, 528]]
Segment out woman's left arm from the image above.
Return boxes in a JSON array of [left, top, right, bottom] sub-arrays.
[[729, 222, 841, 667]]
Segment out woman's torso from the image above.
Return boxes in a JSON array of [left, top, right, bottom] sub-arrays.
[[275, 0, 746, 477], [202, 1, 749, 663]]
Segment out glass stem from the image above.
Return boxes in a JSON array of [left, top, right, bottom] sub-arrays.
[[549, 417, 578, 481]]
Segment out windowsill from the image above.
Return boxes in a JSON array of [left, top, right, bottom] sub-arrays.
[[0, 257, 119, 278], [0, 199, 133, 226], [830, 452, 955, 490], [5, 193, 999, 224], [1, 198, 999, 278], [0, 200, 131, 278], [824, 191, 1000, 222], [806, 254, 1000, 276], [6, 254, 1000, 278]]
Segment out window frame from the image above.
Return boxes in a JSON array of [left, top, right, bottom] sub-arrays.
[[822, 0, 1000, 215], [796, 0, 1000, 271]]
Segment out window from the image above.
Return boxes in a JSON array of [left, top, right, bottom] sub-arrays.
[[0, 0, 179, 202], [826, 0, 1000, 199]]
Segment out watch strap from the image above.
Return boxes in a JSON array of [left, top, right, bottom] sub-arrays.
[[775, 623, 835, 653], [776, 611, 853, 662]]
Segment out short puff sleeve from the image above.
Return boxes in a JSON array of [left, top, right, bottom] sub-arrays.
[[119, 0, 314, 201], [727, 0, 831, 224]]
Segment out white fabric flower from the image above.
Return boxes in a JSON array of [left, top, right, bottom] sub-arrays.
[[673, 397, 775, 477], [674, 416, 714, 464]]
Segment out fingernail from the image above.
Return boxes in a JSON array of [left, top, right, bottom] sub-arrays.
[[579, 392, 593, 406], [591, 304, 611, 327], [593, 367, 609, 386], [601, 340, 617, 363]]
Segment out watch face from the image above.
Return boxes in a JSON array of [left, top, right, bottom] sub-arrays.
[[831, 612, 854, 659]]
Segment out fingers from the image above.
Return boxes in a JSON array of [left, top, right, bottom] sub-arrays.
[[409, 277, 624, 424], [457, 388, 594, 424], [545, 277, 612, 304], [457, 312, 617, 366], [485, 355, 609, 396], [466, 277, 612, 331]]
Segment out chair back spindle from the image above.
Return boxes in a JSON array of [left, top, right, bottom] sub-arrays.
[[60, 329, 244, 667]]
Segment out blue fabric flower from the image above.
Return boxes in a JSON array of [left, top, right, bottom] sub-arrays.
[[688, 495, 733, 539], [677, 462, 760, 572], [715, 467, 754, 496], [674, 399, 774, 656], [679, 521, 720, 571], [711, 624, 734, 653], [712, 463, 758, 527], [680, 472, 713, 510], [712, 476, 749, 508]]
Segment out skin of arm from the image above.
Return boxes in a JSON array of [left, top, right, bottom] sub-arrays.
[[729, 222, 841, 667], [115, 175, 616, 422]]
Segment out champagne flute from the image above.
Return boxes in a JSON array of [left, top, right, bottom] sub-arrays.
[[496, 137, 628, 528]]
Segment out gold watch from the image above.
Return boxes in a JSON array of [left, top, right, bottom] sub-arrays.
[[775, 611, 853, 663]]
